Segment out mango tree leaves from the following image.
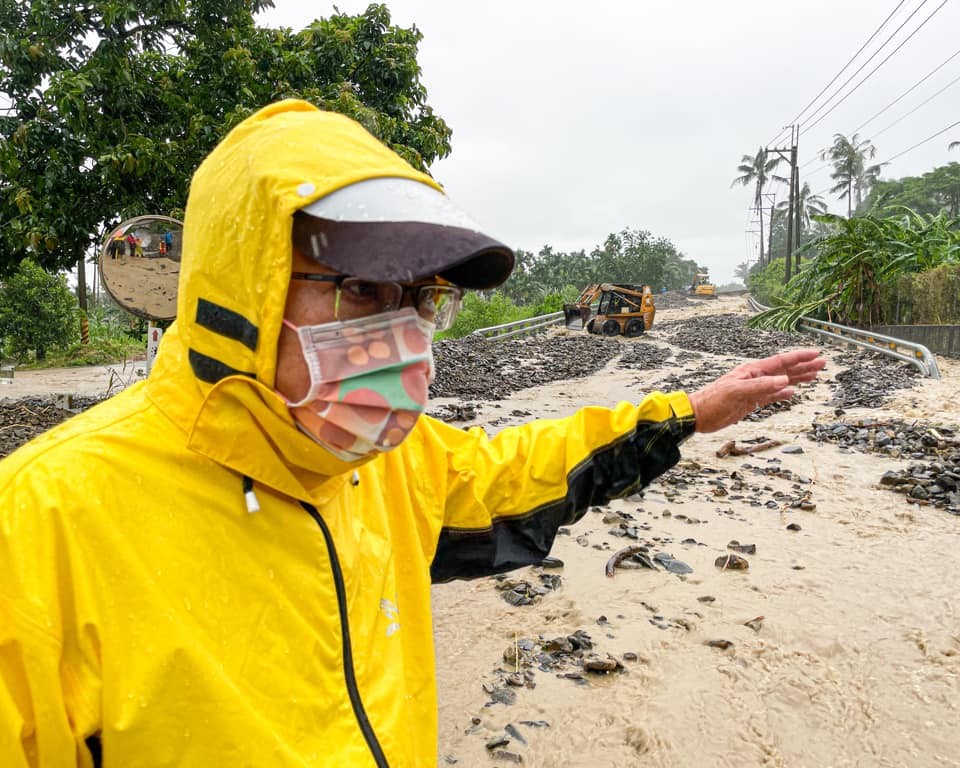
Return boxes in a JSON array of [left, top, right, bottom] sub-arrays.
[[0, 1, 451, 283]]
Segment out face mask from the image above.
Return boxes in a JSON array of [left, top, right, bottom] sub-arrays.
[[279, 307, 435, 462]]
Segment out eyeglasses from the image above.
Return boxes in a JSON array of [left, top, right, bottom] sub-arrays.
[[290, 273, 464, 331]]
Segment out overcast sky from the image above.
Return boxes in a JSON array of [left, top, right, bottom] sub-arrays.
[[259, 0, 960, 285]]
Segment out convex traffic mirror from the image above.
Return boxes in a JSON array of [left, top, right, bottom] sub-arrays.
[[99, 215, 182, 321]]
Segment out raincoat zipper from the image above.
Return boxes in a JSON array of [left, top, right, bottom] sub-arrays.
[[300, 501, 389, 767]]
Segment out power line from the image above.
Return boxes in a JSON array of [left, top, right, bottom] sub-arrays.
[[885, 116, 960, 161], [850, 46, 960, 134], [766, 0, 909, 147], [872, 70, 960, 139], [798, 48, 960, 169], [799, 0, 947, 135], [811, 117, 960, 202], [807, 73, 960, 178]]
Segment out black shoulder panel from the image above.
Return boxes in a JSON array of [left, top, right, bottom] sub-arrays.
[[196, 298, 259, 351]]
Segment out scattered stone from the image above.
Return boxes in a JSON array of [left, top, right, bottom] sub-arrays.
[[786, 523, 802, 532], [429, 402, 478, 422], [493, 573, 562, 606], [653, 552, 693, 574], [483, 686, 517, 706], [781, 445, 804, 454], [705, 639, 734, 650], [697, 595, 716, 603], [743, 616, 764, 632], [727, 540, 757, 555], [583, 656, 623, 674], [715, 553, 749, 570]]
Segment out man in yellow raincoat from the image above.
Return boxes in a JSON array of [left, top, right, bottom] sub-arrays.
[[0, 100, 824, 767]]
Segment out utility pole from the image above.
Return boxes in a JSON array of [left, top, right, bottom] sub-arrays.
[[793, 140, 802, 276], [767, 125, 798, 284], [761, 191, 776, 269]]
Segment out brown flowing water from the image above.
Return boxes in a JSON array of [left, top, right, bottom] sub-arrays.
[[431, 297, 960, 768]]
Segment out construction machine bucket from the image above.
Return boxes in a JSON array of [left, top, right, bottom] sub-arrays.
[[563, 303, 591, 330]]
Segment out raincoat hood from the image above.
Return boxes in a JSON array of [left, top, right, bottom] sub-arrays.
[[147, 99, 444, 493]]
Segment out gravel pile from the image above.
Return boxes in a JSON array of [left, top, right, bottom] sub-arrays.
[[827, 351, 919, 408], [616, 343, 673, 370], [0, 396, 103, 458], [807, 419, 960, 514], [430, 334, 622, 400], [654, 313, 814, 359]]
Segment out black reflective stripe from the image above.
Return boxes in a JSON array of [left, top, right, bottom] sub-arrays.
[[195, 298, 259, 351], [188, 349, 256, 384], [85, 734, 102, 768], [300, 501, 389, 768], [430, 416, 695, 583]]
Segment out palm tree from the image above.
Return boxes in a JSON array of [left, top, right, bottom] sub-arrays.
[[776, 182, 828, 243], [821, 133, 885, 217], [731, 147, 786, 266]]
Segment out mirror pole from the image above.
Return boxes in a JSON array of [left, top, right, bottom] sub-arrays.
[[146, 322, 163, 376]]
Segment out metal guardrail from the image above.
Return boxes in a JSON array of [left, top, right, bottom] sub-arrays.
[[747, 296, 941, 379], [470, 311, 565, 341]]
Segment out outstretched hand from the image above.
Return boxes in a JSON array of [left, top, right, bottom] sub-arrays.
[[687, 349, 826, 433]]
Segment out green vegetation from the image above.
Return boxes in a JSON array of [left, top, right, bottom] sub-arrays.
[[864, 162, 960, 218], [500, 228, 698, 307], [440, 293, 531, 340], [440, 232, 695, 340], [0, 258, 146, 366], [750, 207, 960, 330], [735, 126, 960, 333], [0, 1, 450, 302], [0, 258, 80, 361], [821, 133, 884, 218]]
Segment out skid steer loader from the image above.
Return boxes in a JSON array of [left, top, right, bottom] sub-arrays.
[[562, 283, 656, 337]]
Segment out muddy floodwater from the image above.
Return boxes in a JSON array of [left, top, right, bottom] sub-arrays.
[[428, 296, 959, 768], [2, 295, 958, 767]]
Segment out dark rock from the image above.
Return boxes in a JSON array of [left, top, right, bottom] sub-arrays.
[[583, 656, 623, 674], [653, 552, 693, 574], [705, 639, 734, 650], [715, 553, 749, 570]]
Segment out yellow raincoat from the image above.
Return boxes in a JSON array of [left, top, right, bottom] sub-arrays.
[[0, 100, 695, 767]]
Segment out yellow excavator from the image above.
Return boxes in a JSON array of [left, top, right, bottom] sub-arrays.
[[562, 283, 656, 337], [688, 270, 717, 299]]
